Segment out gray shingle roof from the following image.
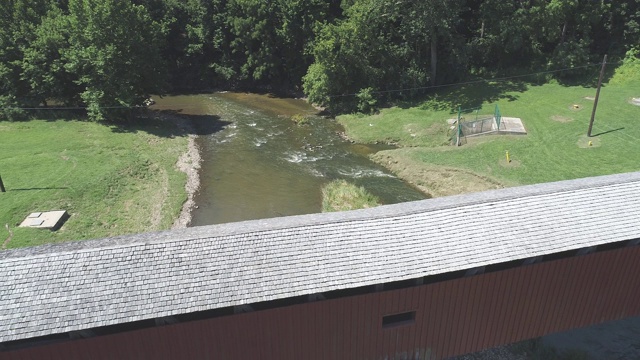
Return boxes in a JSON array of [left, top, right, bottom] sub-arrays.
[[2, 172, 640, 342]]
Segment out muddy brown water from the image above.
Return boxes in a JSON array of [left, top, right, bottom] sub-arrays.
[[153, 93, 426, 226]]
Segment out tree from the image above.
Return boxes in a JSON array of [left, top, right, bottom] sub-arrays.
[[303, 0, 464, 112], [134, 0, 233, 90], [0, 0, 52, 118], [64, 0, 166, 121], [20, 6, 79, 106], [226, 0, 329, 89]]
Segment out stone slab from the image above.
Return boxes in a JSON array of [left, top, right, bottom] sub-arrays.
[[19, 210, 69, 230], [498, 117, 527, 134]]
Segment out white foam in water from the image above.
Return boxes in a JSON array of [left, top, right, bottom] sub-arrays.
[[248, 122, 257, 127], [254, 138, 267, 147], [216, 131, 237, 144], [285, 151, 324, 163], [338, 168, 395, 178], [266, 131, 283, 137], [285, 152, 304, 163], [308, 168, 325, 177]]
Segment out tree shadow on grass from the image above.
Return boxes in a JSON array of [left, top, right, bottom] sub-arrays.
[[108, 109, 231, 138], [393, 80, 528, 114], [555, 59, 624, 88]]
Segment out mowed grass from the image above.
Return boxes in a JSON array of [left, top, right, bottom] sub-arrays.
[[0, 117, 188, 248], [339, 61, 640, 193]]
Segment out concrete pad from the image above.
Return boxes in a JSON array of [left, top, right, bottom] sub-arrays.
[[498, 117, 527, 135], [19, 211, 69, 230]]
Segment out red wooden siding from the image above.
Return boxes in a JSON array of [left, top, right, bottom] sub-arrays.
[[5, 246, 640, 360]]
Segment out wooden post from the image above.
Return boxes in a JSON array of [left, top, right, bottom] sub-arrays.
[[588, 54, 607, 137], [0, 174, 5, 192]]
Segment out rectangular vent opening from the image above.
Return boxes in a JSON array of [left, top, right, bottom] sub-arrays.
[[382, 311, 416, 328]]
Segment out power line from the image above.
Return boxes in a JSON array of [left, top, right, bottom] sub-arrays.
[[0, 60, 625, 110], [328, 61, 624, 98], [0, 105, 146, 111]]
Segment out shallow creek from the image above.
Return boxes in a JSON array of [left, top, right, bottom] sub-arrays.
[[154, 93, 426, 226]]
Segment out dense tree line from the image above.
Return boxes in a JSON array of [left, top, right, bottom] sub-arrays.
[[1, 0, 639, 119]]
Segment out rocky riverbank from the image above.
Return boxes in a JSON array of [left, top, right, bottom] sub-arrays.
[[150, 112, 201, 229], [172, 131, 201, 229]]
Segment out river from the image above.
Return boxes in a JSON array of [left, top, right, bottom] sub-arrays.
[[153, 93, 426, 226]]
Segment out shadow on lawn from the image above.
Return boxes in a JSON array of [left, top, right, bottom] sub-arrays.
[[555, 59, 624, 88], [395, 80, 528, 114], [10, 187, 69, 191], [591, 127, 625, 137], [109, 109, 231, 138]]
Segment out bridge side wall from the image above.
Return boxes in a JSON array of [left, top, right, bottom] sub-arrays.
[[5, 246, 640, 360]]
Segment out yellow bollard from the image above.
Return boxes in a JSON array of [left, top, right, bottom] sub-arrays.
[[588, 140, 592, 147], [506, 151, 511, 163]]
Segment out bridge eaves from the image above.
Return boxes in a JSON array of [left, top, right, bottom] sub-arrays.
[[1, 171, 640, 342]]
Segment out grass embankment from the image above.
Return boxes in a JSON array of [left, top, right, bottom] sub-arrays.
[[322, 180, 380, 212], [0, 117, 189, 249], [339, 62, 640, 196]]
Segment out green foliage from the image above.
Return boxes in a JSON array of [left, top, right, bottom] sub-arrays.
[[321, 179, 380, 212], [226, 0, 329, 87], [0, 95, 26, 121], [356, 87, 377, 114], [290, 113, 309, 125], [1, 0, 640, 117], [20, 7, 79, 105], [303, 62, 332, 107], [65, 0, 166, 121], [0, 0, 53, 107], [608, 57, 640, 85], [548, 40, 590, 79], [303, 0, 465, 112], [140, 0, 232, 89]]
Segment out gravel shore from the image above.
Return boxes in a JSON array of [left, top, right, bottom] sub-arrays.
[[154, 114, 201, 229]]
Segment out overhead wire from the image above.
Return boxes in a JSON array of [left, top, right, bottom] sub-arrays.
[[0, 60, 625, 110], [327, 61, 623, 98]]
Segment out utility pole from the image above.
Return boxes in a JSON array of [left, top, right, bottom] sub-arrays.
[[0, 174, 5, 192], [588, 54, 607, 137]]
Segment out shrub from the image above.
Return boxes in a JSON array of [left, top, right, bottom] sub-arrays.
[[322, 179, 380, 212]]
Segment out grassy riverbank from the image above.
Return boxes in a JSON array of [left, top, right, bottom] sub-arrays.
[[338, 61, 640, 196], [322, 180, 380, 212], [0, 117, 190, 249]]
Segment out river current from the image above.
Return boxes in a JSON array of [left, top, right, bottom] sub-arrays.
[[153, 93, 426, 226]]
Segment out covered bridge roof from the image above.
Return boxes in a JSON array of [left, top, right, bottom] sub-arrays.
[[2, 172, 640, 342]]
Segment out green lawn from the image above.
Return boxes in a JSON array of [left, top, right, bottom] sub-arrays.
[[339, 61, 640, 194], [0, 117, 188, 248]]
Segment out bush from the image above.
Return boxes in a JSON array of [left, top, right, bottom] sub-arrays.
[[356, 87, 378, 114], [0, 96, 26, 121], [291, 113, 309, 125], [322, 179, 380, 212]]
